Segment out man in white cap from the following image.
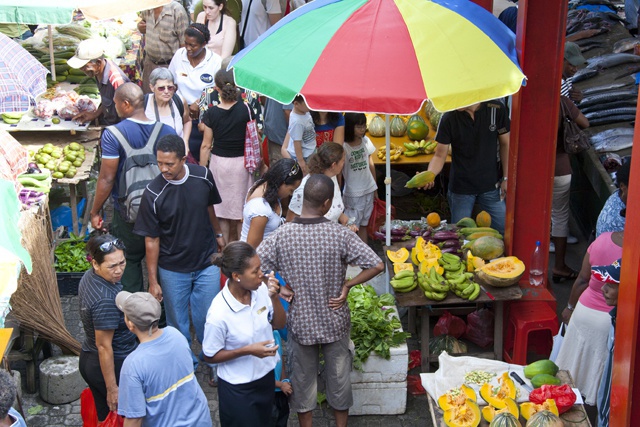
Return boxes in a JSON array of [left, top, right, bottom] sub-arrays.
[[68, 38, 130, 126], [115, 291, 212, 427]]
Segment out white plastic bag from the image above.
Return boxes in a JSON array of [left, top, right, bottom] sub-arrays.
[[549, 323, 566, 362]]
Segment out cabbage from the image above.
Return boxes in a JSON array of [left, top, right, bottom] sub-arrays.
[[103, 36, 126, 59]]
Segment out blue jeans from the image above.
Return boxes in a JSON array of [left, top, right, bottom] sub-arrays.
[[448, 188, 506, 235], [158, 264, 220, 365]]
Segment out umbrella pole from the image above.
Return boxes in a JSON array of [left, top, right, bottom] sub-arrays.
[[48, 25, 56, 81], [384, 114, 391, 294]]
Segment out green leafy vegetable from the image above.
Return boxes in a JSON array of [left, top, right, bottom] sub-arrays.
[[348, 284, 410, 371], [54, 233, 90, 272]]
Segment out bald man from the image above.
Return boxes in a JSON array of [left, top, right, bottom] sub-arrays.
[[90, 83, 177, 292]]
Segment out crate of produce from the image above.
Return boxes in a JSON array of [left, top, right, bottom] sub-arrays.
[[56, 272, 84, 296]]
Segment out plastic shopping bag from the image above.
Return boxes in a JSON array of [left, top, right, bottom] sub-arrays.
[[464, 308, 494, 348], [80, 388, 98, 427], [367, 198, 395, 239], [549, 323, 566, 362], [102, 411, 124, 427], [433, 311, 466, 338]]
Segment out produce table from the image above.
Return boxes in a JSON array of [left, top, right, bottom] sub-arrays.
[[386, 240, 522, 372], [18, 132, 100, 235], [426, 370, 591, 426]]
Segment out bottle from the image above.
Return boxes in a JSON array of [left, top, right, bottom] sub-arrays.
[[529, 240, 544, 286]]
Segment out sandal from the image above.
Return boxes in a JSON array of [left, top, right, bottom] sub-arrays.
[[552, 269, 579, 283]]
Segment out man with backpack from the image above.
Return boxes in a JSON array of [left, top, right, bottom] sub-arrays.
[[90, 83, 177, 293]]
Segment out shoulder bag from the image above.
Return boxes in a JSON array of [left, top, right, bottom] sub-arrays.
[[561, 99, 590, 154]]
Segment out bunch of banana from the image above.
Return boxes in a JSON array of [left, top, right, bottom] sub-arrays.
[[439, 253, 480, 300], [403, 139, 438, 157], [377, 143, 403, 162], [416, 267, 449, 301], [1, 112, 24, 124], [390, 270, 417, 293]]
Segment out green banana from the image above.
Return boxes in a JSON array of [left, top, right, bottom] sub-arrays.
[[447, 273, 468, 285], [461, 282, 476, 297], [442, 261, 462, 272], [467, 283, 480, 301], [392, 281, 417, 293], [427, 277, 449, 293], [404, 150, 419, 157], [393, 270, 415, 280], [404, 142, 418, 151], [425, 291, 447, 301]]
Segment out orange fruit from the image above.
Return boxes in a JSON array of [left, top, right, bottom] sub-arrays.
[[427, 212, 441, 228]]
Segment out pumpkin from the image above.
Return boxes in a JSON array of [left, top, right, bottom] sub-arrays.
[[420, 259, 444, 276], [438, 384, 477, 410], [427, 212, 441, 228], [520, 400, 559, 420], [443, 398, 481, 427], [525, 409, 563, 427], [407, 120, 429, 141], [386, 247, 410, 263], [469, 236, 505, 260], [476, 210, 492, 227], [482, 398, 519, 422], [479, 372, 516, 409], [368, 115, 386, 137], [489, 411, 522, 427], [390, 116, 407, 137], [407, 114, 426, 126], [393, 263, 414, 274], [411, 246, 420, 265], [466, 251, 485, 272], [475, 256, 525, 288]]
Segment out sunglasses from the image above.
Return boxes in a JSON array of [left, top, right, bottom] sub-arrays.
[[157, 85, 176, 92], [99, 239, 125, 253], [288, 162, 301, 177]]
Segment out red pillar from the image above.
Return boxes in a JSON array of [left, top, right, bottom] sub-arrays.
[[506, 0, 567, 291], [469, 0, 493, 12], [610, 139, 640, 425]]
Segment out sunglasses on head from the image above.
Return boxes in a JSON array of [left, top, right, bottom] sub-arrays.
[[99, 239, 125, 253], [157, 85, 176, 92], [288, 162, 300, 177]]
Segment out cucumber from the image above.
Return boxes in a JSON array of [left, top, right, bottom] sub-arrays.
[[68, 68, 86, 76], [40, 58, 68, 65], [18, 176, 49, 189], [54, 75, 67, 82], [66, 75, 93, 84], [20, 172, 50, 181]]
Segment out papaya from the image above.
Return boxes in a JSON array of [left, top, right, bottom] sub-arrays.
[[459, 227, 500, 236], [475, 256, 524, 287], [530, 374, 561, 389], [466, 231, 503, 240], [456, 217, 477, 228], [523, 360, 559, 379], [405, 171, 435, 188], [476, 210, 492, 228], [469, 236, 505, 260]]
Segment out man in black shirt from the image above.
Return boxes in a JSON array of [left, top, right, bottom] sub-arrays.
[[134, 134, 225, 365], [420, 101, 510, 235]]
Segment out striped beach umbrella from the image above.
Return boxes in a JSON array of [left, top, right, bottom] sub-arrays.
[[230, 0, 525, 114]]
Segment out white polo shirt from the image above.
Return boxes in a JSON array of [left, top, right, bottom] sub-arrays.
[[168, 47, 222, 104], [203, 282, 278, 385]]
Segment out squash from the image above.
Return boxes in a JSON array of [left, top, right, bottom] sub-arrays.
[[524, 360, 559, 379], [520, 400, 559, 420], [443, 398, 481, 427], [407, 120, 429, 141], [420, 258, 444, 276], [482, 398, 519, 423], [469, 236, 505, 260], [438, 385, 477, 410], [387, 248, 410, 263], [368, 115, 386, 137], [475, 256, 525, 288], [476, 210, 492, 228], [525, 409, 563, 427], [393, 263, 414, 274], [489, 411, 522, 427], [479, 372, 517, 409], [390, 116, 407, 137], [407, 114, 426, 126], [466, 251, 485, 272], [411, 246, 420, 265], [427, 212, 441, 228]]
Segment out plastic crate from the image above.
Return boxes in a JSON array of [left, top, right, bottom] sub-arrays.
[[56, 272, 84, 296]]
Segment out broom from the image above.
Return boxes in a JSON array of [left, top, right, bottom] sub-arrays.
[[10, 208, 81, 355]]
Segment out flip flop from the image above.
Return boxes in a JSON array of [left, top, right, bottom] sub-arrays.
[[552, 269, 579, 283]]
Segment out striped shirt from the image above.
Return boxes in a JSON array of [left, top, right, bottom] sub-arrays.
[[98, 60, 130, 126], [597, 307, 616, 427], [140, 2, 189, 64], [78, 269, 137, 358], [560, 77, 572, 98]]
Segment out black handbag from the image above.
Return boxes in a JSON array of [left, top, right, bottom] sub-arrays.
[[560, 99, 590, 154]]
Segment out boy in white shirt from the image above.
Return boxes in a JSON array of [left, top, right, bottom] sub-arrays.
[[281, 95, 316, 174]]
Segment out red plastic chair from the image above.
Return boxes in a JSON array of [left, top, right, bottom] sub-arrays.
[[503, 301, 558, 365]]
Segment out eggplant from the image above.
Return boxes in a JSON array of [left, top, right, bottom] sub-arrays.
[[431, 230, 460, 240], [441, 247, 462, 254], [409, 230, 422, 237], [422, 229, 431, 239], [373, 231, 386, 240], [439, 239, 462, 249]]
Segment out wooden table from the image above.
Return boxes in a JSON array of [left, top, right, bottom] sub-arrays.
[[427, 370, 592, 426], [395, 284, 522, 372]]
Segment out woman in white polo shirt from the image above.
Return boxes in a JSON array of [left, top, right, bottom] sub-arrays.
[[169, 22, 222, 164], [203, 241, 286, 426]]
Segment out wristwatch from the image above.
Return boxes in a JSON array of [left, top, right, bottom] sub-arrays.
[[566, 303, 574, 312], [215, 233, 224, 238]]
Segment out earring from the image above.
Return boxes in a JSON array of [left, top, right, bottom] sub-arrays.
[[237, 279, 240, 282]]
